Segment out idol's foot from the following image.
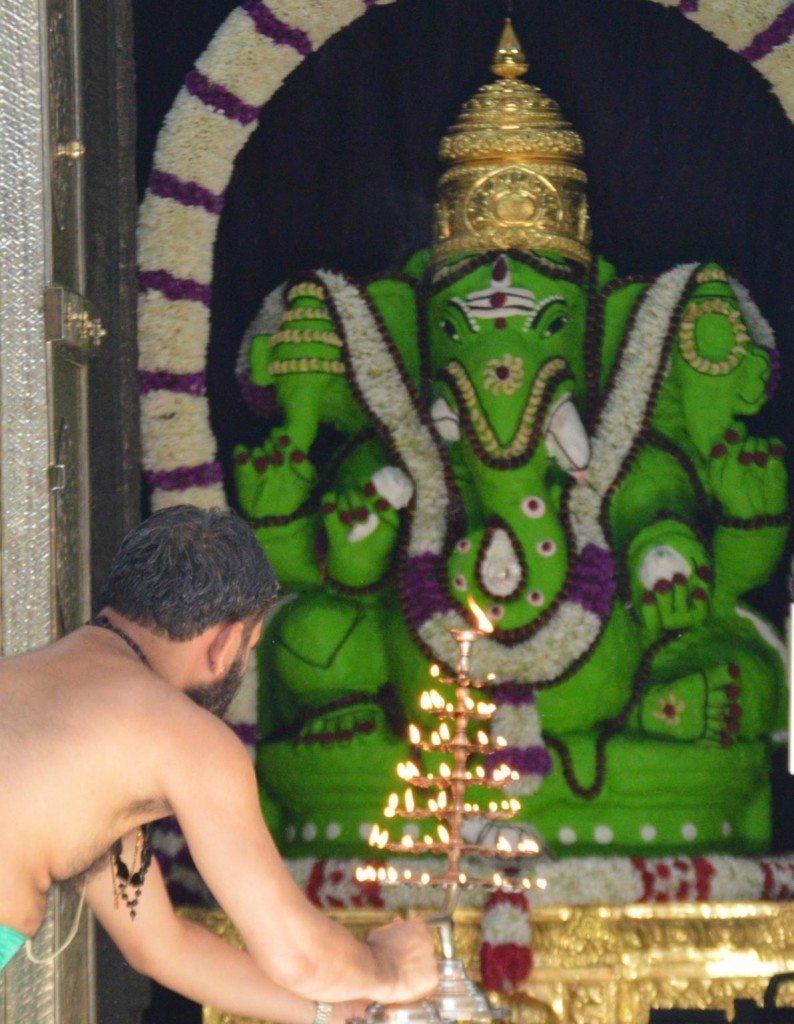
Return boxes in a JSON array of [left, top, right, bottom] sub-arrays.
[[632, 663, 741, 746]]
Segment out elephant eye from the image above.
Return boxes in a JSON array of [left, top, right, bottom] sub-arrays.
[[543, 313, 568, 338], [442, 317, 461, 342]]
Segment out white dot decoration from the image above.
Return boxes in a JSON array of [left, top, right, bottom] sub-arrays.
[[527, 590, 545, 607], [558, 827, 577, 845], [488, 605, 504, 620], [594, 825, 613, 844], [455, 538, 472, 554], [453, 574, 468, 591], [537, 539, 557, 557], [301, 822, 317, 841], [285, 825, 297, 841], [326, 822, 341, 840], [358, 823, 373, 840], [521, 496, 546, 519], [722, 821, 732, 837], [681, 822, 698, 841], [640, 825, 657, 842]]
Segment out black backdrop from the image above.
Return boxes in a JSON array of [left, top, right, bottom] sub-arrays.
[[134, 2, 793, 1019]]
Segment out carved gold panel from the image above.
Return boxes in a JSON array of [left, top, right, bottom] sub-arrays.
[[181, 902, 794, 1024]]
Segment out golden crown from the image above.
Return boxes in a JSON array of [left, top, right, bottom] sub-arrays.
[[433, 20, 591, 269]]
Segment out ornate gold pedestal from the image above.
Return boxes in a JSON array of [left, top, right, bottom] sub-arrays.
[[182, 902, 794, 1024]]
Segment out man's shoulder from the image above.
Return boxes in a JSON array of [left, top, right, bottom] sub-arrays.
[[101, 667, 236, 754], [125, 671, 232, 733]]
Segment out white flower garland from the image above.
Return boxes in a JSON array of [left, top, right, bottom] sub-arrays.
[[481, 903, 532, 945], [138, 0, 397, 515], [666, 0, 793, 115], [729, 277, 777, 351], [316, 269, 451, 554], [315, 268, 694, 687], [304, 266, 722, 800]]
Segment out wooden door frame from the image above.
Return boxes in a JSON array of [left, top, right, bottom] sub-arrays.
[[80, 0, 150, 1020]]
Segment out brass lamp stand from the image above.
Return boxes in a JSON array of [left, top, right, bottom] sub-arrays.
[[354, 601, 545, 1024]]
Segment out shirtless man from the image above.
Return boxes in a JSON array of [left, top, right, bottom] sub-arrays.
[[0, 505, 437, 1022]]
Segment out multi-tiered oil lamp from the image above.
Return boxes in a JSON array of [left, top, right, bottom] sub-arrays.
[[354, 598, 546, 1024]]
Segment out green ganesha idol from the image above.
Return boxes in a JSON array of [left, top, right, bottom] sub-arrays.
[[234, 23, 788, 859]]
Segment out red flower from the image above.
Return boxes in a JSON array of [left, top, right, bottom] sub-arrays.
[[480, 941, 533, 992]]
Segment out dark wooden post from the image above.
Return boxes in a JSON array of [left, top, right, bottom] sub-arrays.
[[80, 1, 148, 1020]]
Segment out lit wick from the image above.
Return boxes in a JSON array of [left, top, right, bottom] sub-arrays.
[[451, 596, 494, 678]]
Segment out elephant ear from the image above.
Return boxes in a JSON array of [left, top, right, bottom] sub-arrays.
[[594, 253, 619, 290], [365, 276, 422, 386], [402, 247, 432, 281], [236, 280, 288, 419], [599, 276, 649, 397]]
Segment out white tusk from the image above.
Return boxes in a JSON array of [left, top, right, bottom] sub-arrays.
[[545, 396, 590, 474], [430, 396, 460, 443]]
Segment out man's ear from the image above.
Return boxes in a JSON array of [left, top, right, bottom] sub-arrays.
[[249, 619, 263, 648], [206, 621, 244, 676]]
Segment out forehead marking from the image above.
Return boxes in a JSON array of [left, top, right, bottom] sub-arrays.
[[461, 283, 538, 321]]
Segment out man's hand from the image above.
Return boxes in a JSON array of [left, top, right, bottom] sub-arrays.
[[366, 918, 438, 1004]]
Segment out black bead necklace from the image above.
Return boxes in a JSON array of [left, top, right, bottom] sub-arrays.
[[89, 613, 152, 668], [110, 825, 153, 920]]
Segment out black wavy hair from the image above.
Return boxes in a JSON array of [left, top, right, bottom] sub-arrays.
[[98, 505, 279, 640]]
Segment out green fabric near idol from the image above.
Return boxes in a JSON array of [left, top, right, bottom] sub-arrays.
[[0, 924, 25, 971]]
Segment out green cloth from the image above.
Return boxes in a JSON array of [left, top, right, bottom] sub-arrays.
[[0, 924, 25, 971]]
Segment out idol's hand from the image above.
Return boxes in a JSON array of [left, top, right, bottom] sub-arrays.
[[234, 431, 316, 520], [708, 423, 787, 519], [322, 467, 411, 588], [258, 287, 351, 452], [366, 918, 438, 1004], [630, 663, 742, 746], [628, 521, 712, 640]]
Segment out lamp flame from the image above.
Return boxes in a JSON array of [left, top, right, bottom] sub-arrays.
[[466, 596, 494, 633]]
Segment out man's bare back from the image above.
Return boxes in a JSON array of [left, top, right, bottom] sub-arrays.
[[0, 507, 437, 1022], [0, 626, 189, 936]]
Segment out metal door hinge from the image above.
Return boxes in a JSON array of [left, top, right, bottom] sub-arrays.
[[45, 285, 106, 357], [55, 140, 85, 160]]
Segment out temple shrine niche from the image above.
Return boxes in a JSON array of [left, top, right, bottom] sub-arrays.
[[133, 1, 794, 1021]]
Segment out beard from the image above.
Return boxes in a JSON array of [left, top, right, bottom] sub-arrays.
[[185, 644, 246, 718]]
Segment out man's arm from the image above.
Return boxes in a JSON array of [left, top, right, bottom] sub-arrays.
[[85, 849, 367, 1024], [158, 709, 437, 1004]]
